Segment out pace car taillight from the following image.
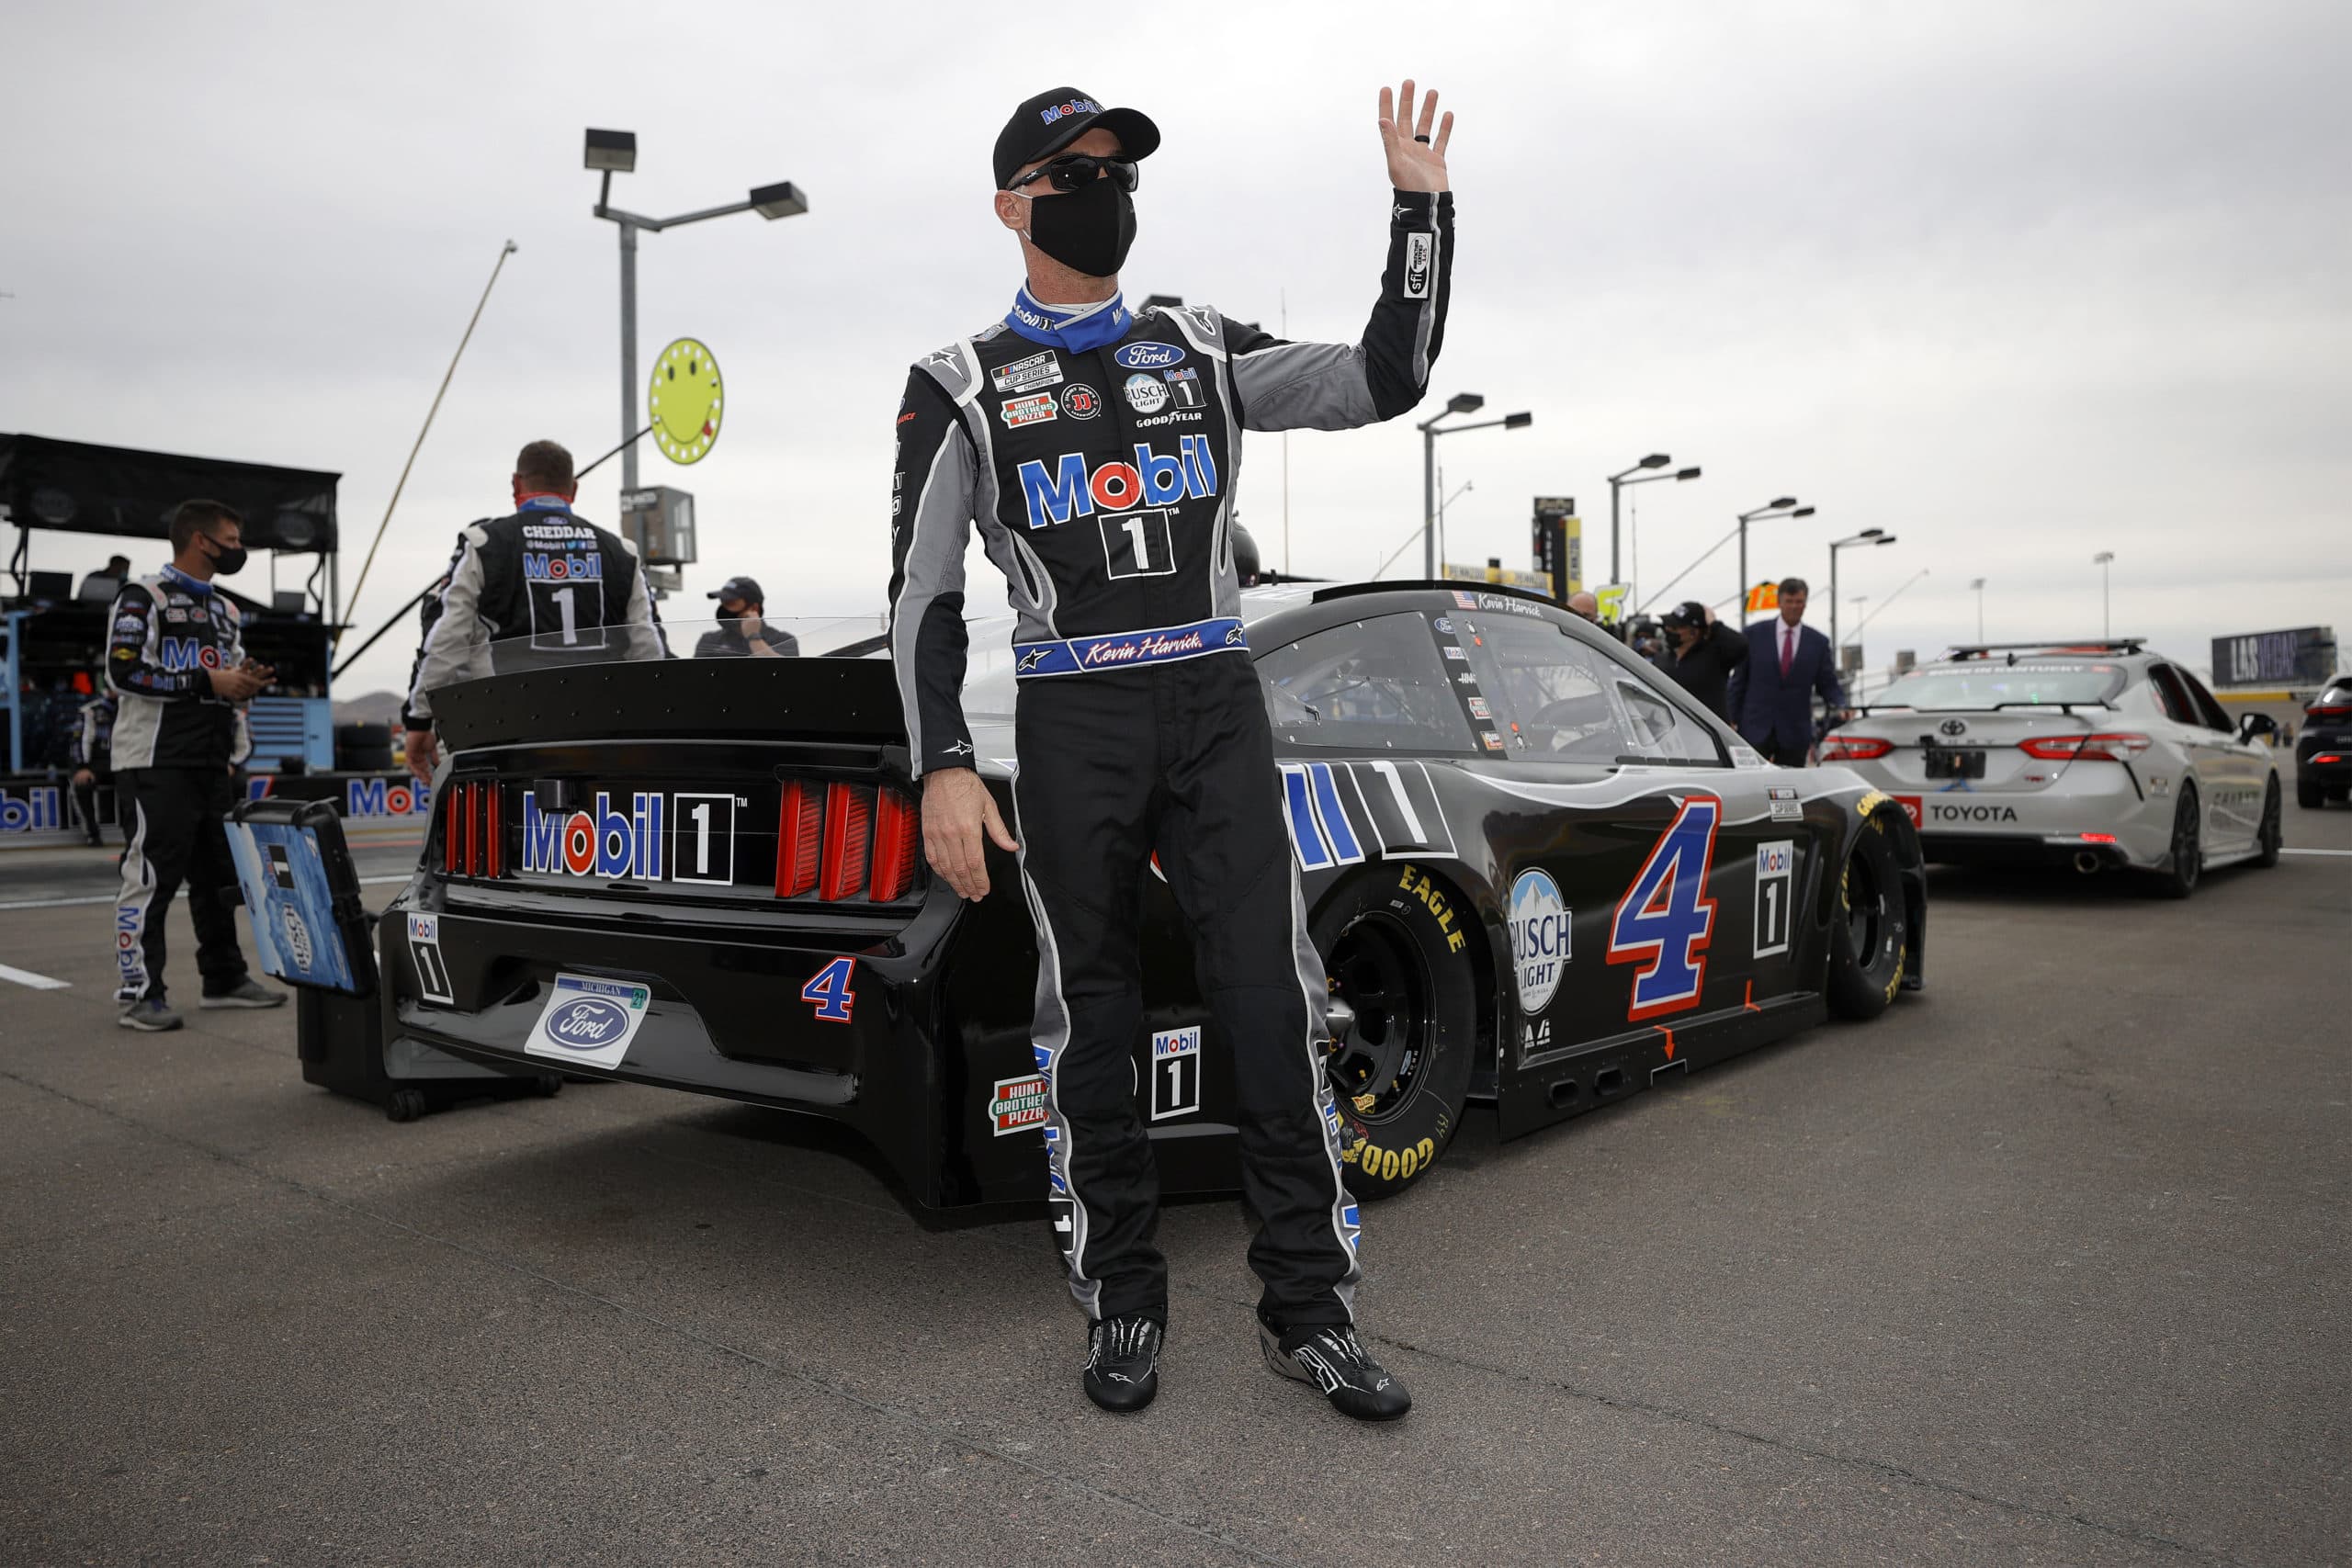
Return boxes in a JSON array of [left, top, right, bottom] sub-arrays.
[[440, 780, 505, 878], [2018, 732, 2151, 761], [1820, 735, 1893, 761], [773, 778, 922, 902]]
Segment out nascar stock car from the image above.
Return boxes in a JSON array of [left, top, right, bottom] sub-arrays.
[[337, 582, 1926, 1212], [1818, 640, 2283, 897]]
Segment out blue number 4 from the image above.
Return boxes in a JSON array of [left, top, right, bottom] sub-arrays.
[[1607, 796, 1721, 1021], [801, 956, 857, 1023]]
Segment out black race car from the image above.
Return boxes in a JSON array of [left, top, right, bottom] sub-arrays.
[[2296, 682, 2352, 808], [355, 582, 1926, 1211]]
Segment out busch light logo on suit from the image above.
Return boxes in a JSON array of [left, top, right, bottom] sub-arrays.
[[1114, 342, 1184, 369], [1509, 869, 1572, 1016]]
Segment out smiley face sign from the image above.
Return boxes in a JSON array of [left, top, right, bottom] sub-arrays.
[[649, 338, 724, 465]]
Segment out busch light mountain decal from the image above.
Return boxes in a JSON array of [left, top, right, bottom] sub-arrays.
[[525, 972, 652, 1070], [1508, 869, 1572, 1016]]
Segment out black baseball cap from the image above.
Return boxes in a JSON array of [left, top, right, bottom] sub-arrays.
[[993, 87, 1160, 189], [707, 576, 763, 605], [1661, 601, 1709, 629]]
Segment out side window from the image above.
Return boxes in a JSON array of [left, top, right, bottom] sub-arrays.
[[2177, 670, 2233, 732], [2146, 666, 2194, 725], [1450, 612, 1725, 764], [1257, 613, 1478, 755]]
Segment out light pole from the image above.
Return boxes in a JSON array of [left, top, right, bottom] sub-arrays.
[[1826, 528, 1895, 658], [1419, 393, 1532, 580], [586, 128, 807, 494], [1608, 454, 1702, 591], [1736, 498, 1815, 624], [1969, 577, 1986, 642], [2092, 551, 2115, 637]]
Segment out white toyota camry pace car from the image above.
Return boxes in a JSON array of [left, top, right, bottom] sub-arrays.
[[1818, 641, 2282, 897]]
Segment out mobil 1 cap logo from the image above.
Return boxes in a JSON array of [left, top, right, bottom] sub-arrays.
[[1123, 373, 1168, 414]]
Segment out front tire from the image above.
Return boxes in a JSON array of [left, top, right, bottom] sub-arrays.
[[2153, 786, 2201, 899], [2255, 778, 2282, 867], [1312, 870, 1478, 1200], [1826, 811, 1909, 1021]]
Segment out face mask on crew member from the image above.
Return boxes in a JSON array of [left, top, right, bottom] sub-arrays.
[[204, 536, 248, 575], [1023, 174, 1138, 279]]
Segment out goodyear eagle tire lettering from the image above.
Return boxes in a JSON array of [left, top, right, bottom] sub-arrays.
[[1826, 810, 1909, 1021], [1311, 863, 1481, 1200]]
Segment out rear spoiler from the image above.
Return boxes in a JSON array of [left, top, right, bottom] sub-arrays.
[[434, 656, 907, 751]]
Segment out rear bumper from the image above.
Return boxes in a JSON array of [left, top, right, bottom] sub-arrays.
[[1918, 833, 2136, 871], [2295, 746, 2352, 782]]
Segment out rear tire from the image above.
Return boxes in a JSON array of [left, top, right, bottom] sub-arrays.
[[1826, 812, 1909, 1021], [1311, 870, 1478, 1200], [2255, 778, 2282, 868], [2152, 786, 2200, 899], [2297, 774, 2324, 809]]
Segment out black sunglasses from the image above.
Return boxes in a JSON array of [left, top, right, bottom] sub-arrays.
[[1007, 153, 1139, 195]]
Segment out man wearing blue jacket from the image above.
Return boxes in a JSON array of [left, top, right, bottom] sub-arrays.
[[1727, 577, 1847, 764]]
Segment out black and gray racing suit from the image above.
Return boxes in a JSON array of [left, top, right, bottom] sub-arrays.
[[405, 500, 667, 728], [888, 189, 1454, 1331], [105, 567, 255, 1001]]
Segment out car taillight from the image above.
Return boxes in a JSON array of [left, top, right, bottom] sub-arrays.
[[2018, 732, 2151, 761], [2079, 832, 2118, 843], [2314, 752, 2346, 765], [1820, 735, 1893, 761], [772, 779, 922, 902], [775, 780, 824, 897], [440, 781, 503, 878], [870, 788, 921, 902], [2308, 705, 2350, 720]]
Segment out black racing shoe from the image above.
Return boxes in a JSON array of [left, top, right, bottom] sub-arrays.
[[1260, 1319, 1411, 1422], [1082, 1315, 1162, 1414]]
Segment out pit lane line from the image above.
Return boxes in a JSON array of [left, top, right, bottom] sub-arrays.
[[2280, 847, 2352, 856], [0, 873, 414, 913], [0, 962, 71, 990]]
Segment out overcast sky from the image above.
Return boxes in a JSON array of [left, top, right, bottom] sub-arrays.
[[5, 0, 2346, 695]]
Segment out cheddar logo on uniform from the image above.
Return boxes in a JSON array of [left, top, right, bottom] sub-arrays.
[[1015, 437, 1220, 529]]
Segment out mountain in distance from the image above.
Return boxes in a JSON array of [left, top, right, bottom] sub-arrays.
[[332, 690, 403, 728]]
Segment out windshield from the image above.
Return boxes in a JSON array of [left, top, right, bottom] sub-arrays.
[[1879, 660, 2127, 712], [1446, 611, 1725, 765]]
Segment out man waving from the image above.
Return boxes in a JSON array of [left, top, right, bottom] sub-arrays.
[[888, 82, 1455, 1420]]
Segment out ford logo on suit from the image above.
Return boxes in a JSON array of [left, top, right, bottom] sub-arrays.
[[1112, 342, 1185, 369], [545, 998, 629, 1049]]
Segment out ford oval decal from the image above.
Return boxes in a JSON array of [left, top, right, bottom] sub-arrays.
[[543, 997, 630, 1049], [1114, 342, 1185, 370]]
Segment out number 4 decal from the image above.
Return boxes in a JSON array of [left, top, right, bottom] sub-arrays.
[[1607, 795, 1722, 1021], [801, 956, 856, 1023]]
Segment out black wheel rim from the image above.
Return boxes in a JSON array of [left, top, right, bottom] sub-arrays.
[[1843, 845, 1886, 963], [2174, 795, 2199, 886], [1324, 914, 1433, 1122]]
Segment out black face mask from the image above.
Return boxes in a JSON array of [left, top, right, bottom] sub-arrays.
[[204, 537, 248, 576], [1025, 176, 1136, 278]]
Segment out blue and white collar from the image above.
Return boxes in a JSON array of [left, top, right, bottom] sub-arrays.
[[160, 563, 214, 594], [517, 495, 572, 513], [1004, 288, 1131, 352]]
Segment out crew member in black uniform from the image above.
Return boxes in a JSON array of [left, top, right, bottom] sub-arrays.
[[404, 440, 666, 780], [694, 575, 798, 658], [107, 500, 287, 1031], [889, 82, 1457, 1420], [1651, 599, 1747, 722], [70, 689, 119, 846]]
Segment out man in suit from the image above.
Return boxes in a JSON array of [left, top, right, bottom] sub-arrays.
[[1727, 577, 1847, 764]]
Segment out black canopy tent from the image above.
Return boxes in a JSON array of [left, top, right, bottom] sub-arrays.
[[1, 434, 343, 620]]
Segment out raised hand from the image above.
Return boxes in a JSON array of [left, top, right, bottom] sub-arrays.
[[1378, 79, 1453, 193]]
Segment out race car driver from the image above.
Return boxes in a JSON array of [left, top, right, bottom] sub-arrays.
[[404, 439, 666, 781], [106, 500, 287, 1030], [888, 82, 1456, 1420]]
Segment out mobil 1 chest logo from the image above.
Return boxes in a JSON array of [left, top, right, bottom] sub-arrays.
[[519, 786, 741, 885]]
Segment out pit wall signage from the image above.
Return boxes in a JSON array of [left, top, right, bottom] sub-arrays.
[[2, 773, 431, 842]]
